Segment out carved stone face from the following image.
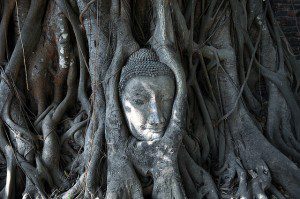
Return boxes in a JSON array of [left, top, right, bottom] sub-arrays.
[[121, 75, 175, 141]]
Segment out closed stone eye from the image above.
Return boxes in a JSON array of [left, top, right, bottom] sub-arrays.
[[132, 99, 145, 105]]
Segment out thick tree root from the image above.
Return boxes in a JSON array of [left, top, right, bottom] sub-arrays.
[[0, 0, 299, 198], [179, 145, 218, 199]]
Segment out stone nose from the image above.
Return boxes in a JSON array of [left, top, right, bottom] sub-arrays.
[[148, 101, 165, 126]]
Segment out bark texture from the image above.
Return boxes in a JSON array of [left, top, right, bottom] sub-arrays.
[[0, 0, 299, 198]]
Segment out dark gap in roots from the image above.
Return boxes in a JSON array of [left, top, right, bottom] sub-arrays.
[[131, 0, 153, 46], [6, 14, 17, 62], [0, 154, 6, 190], [136, 170, 153, 198], [16, 167, 26, 198], [197, 59, 210, 99], [253, 77, 268, 123], [86, 83, 93, 105], [43, 179, 52, 194]]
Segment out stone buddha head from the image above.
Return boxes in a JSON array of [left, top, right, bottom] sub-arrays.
[[119, 49, 175, 141]]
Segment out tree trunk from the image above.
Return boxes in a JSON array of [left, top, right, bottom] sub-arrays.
[[0, 0, 299, 198]]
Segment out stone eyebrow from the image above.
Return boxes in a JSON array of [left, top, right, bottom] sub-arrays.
[[130, 84, 149, 94], [125, 89, 149, 98]]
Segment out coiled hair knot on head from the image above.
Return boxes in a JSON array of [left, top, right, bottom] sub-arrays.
[[119, 48, 175, 96]]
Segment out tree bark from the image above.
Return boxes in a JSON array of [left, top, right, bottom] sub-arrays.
[[0, 0, 299, 198]]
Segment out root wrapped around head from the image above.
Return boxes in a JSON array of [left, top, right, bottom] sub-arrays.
[[0, 0, 299, 198]]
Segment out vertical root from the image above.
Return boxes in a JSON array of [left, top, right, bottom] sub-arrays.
[[0, 0, 15, 61], [3, 146, 16, 199]]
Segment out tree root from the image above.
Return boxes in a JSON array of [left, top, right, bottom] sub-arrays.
[[0, 0, 299, 198], [179, 145, 218, 199]]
